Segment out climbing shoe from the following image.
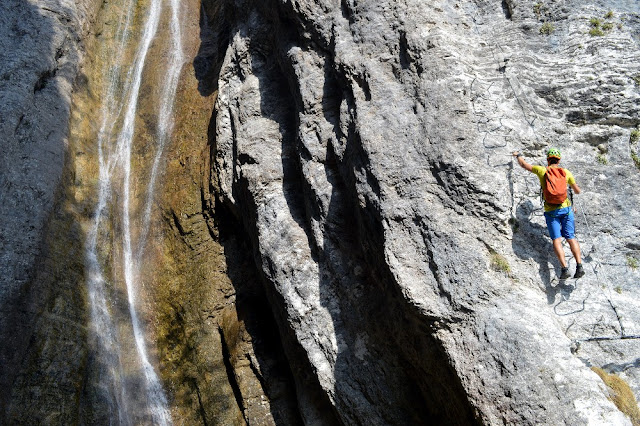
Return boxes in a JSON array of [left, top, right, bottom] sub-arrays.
[[560, 267, 571, 280], [574, 264, 585, 279]]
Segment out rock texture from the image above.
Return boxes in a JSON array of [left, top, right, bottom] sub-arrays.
[[0, 0, 98, 313], [2, 0, 639, 424], [1, 0, 300, 423], [0, 0, 101, 420], [203, 0, 640, 424], [150, 10, 303, 420]]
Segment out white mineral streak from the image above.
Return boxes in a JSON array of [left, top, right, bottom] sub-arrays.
[[86, 0, 183, 423]]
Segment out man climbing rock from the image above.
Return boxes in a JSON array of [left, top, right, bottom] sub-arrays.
[[513, 148, 585, 279]]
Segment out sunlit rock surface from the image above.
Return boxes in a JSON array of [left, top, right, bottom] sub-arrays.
[[204, 0, 640, 423], [1, 0, 639, 424]]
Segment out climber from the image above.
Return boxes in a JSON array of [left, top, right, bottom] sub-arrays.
[[512, 148, 585, 279]]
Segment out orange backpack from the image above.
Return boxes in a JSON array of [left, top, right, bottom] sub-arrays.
[[543, 167, 568, 205]]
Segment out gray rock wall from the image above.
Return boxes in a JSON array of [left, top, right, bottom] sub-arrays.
[[0, 0, 99, 308], [205, 0, 640, 424], [0, 0, 101, 419]]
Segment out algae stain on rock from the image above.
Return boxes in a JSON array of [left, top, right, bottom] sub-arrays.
[[3, 156, 92, 424]]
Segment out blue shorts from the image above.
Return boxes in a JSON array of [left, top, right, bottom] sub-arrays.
[[544, 207, 575, 240]]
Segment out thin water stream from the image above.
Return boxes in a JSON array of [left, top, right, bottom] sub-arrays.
[[85, 0, 183, 423]]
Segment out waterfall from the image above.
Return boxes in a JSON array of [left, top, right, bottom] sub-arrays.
[[85, 0, 183, 423]]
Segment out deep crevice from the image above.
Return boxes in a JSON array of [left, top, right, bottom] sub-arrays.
[[194, 1, 231, 96], [340, 0, 356, 27], [33, 69, 56, 93], [502, 0, 512, 20], [14, 114, 24, 133], [399, 30, 411, 70], [218, 327, 246, 419], [193, 380, 209, 426], [214, 198, 320, 426]]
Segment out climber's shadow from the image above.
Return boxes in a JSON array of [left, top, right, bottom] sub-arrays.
[[512, 200, 571, 304], [557, 279, 576, 300]]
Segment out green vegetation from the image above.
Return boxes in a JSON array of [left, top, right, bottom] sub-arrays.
[[508, 217, 520, 233], [588, 17, 609, 36], [615, 285, 623, 294], [631, 130, 640, 170], [540, 22, 555, 35], [589, 12, 616, 35], [487, 244, 511, 275], [490, 252, 511, 274], [627, 256, 639, 270], [531, 3, 557, 35], [592, 367, 640, 425], [634, 75, 640, 86], [597, 154, 608, 165]]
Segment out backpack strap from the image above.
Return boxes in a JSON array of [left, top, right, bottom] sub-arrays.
[[569, 186, 574, 207]]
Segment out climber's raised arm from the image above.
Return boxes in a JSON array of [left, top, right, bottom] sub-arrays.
[[512, 151, 533, 172]]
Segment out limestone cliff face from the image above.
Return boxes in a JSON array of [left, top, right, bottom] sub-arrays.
[[202, 0, 640, 424], [0, 0, 102, 419], [2, 0, 639, 424], [0, 0, 100, 311]]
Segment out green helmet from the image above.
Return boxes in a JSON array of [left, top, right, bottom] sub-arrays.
[[547, 148, 561, 159]]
